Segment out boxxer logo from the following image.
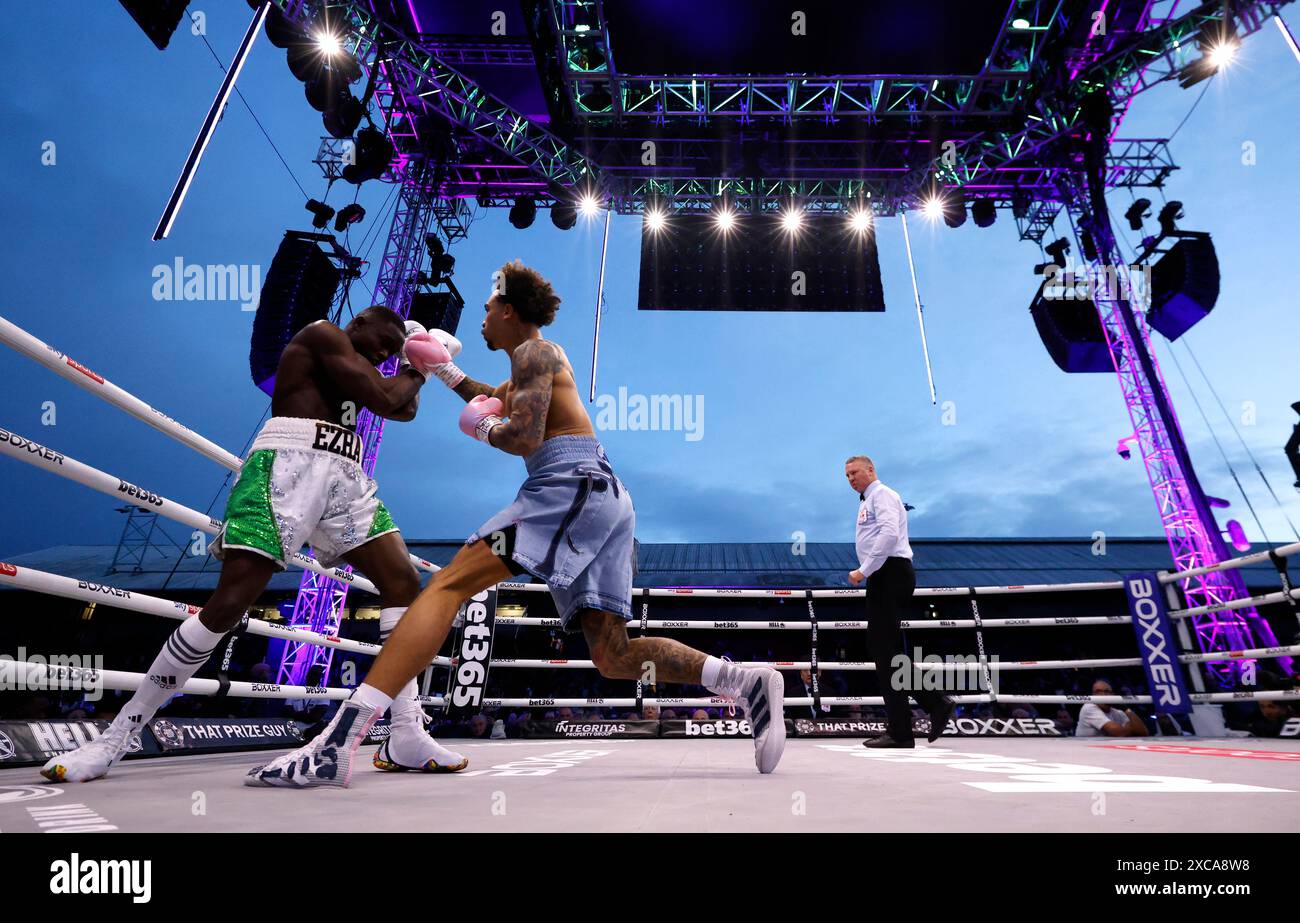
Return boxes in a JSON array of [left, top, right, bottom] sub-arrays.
[[1124, 573, 1187, 710]]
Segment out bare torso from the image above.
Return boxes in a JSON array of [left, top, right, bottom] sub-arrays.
[[495, 344, 592, 440], [271, 322, 374, 424]]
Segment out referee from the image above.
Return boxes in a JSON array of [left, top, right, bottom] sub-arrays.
[[845, 455, 953, 748]]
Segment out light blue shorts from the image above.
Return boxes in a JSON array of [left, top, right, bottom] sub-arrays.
[[469, 436, 636, 629]]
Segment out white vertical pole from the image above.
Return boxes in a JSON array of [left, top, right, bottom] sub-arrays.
[[1275, 13, 1300, 65], [900, 211, 938, 404], [589, 207, 612, 402]]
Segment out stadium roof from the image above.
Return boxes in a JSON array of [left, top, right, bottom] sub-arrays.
[[0, 538, 1288, 594]]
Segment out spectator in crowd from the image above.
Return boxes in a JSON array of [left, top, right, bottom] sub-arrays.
[[1248, 700, 1294, 737], [641, 704, 659, 721], [1075, 679, 1150, 737], [468, 714, 492, 738], [792, 669, 828, 718], [691, 708, 710, 721], [660, 709, 678, 720], [1053, 707, 1075, 734]]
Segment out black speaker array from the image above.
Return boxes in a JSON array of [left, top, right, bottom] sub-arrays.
[[1029, 282, 1114, 373], [250, 234, 342, 396]]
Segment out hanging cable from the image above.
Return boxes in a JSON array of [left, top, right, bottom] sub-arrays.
[[1167, 79, 1211, 144], [193, 19, 310, 200], [1182, 336, 1300, 541], [1164, 346, 1272, 543]]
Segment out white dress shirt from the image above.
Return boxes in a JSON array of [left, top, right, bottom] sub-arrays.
[[854, 480, 912, 579], [1075, 703, 1130, 737]]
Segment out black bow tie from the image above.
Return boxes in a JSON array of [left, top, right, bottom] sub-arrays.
[[859, 492, 865, 501]]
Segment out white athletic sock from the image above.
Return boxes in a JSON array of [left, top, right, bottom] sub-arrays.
[[351, 683, 394, 714], [119, 617, 226, 727], [378, 607, 423, 727]]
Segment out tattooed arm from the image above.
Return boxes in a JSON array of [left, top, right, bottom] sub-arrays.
[[488, 339, 559, 456], [452, 376, 501, 402]]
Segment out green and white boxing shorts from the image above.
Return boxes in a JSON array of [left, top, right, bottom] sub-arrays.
[[212, 417, 398, 570]]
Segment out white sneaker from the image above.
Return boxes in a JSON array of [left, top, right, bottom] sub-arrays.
[[40, 716, 141, 783], [373, 701, 468, 773], [244, 700, 380, 788], [733, 667, 786, 774]]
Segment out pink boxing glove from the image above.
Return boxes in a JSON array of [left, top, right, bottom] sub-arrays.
[[459, 394, 504, 444], [402, 332, 452, 379]]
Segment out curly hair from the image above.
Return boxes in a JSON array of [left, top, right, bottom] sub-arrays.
[[497, 260, 561, 327]]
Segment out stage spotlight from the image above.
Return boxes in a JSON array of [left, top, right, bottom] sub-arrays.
[[287, 42, 322, 82], [943, 201, 967, 229], [1157, 200, 1184, 235], [1011, 189, 1031, 220], [1044, 237, 1071, 268], [1080, 229, 1098, 262], [971, 198, 996, 228], [1124, 198, 1152, 232], [305, 199, 335, 230], [1207, 35, 1241, 70], [316, 30, 343, 57], [921, 195, 944, 221], [644, 208, 666, 232], [1180, 22, 1241, 87], [340, 127, 395, 185], [579, 193, 602, 218], [264, 6, 305, 48], [333, 202, 365, 232], [714, 207, 736, 232], [780, 208, 803, 233], [323, 92, 365, 139], [423, 232, 456, 279], [551, 201, 578, 230], [510, 196, 537, 229], [848, 208, 873, 234]]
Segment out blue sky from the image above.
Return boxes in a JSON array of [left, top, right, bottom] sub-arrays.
[[1, 3, 1298, 558]]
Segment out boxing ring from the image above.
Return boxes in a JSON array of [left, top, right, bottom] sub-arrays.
[[1, 314, 1299, 832]]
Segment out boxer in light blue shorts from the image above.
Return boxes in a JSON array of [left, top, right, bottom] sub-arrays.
[[470, 435, 636, 628], [249, 262, 787, 788]]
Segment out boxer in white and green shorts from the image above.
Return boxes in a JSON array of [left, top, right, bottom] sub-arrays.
[[43, 306, 469, 786], [212, 417, 397, 570]]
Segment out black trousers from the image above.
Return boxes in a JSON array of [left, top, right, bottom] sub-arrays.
[[866, 556, 946, 741], [1286, 425, 1300, 482]]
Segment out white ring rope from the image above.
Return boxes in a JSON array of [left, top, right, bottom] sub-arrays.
[[498, 580, 1131, 598], [476, 690, 1300, 709], [0, 315, 441, 578], [10, 660, 443, 706], [0, 562, 451, 667], [0, 425, 381, 595], [490, 656, 1147, 671], [1169, 586, 1300, 619], [1159, 540, 1300, 583], [493, 614, 1135, 630]]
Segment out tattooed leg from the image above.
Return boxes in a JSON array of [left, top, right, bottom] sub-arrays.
[[580, 610, 706, 684]]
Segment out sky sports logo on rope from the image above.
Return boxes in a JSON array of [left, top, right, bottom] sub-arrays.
[[0, 649, 104, 701], [49, 854, 151, 904]]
